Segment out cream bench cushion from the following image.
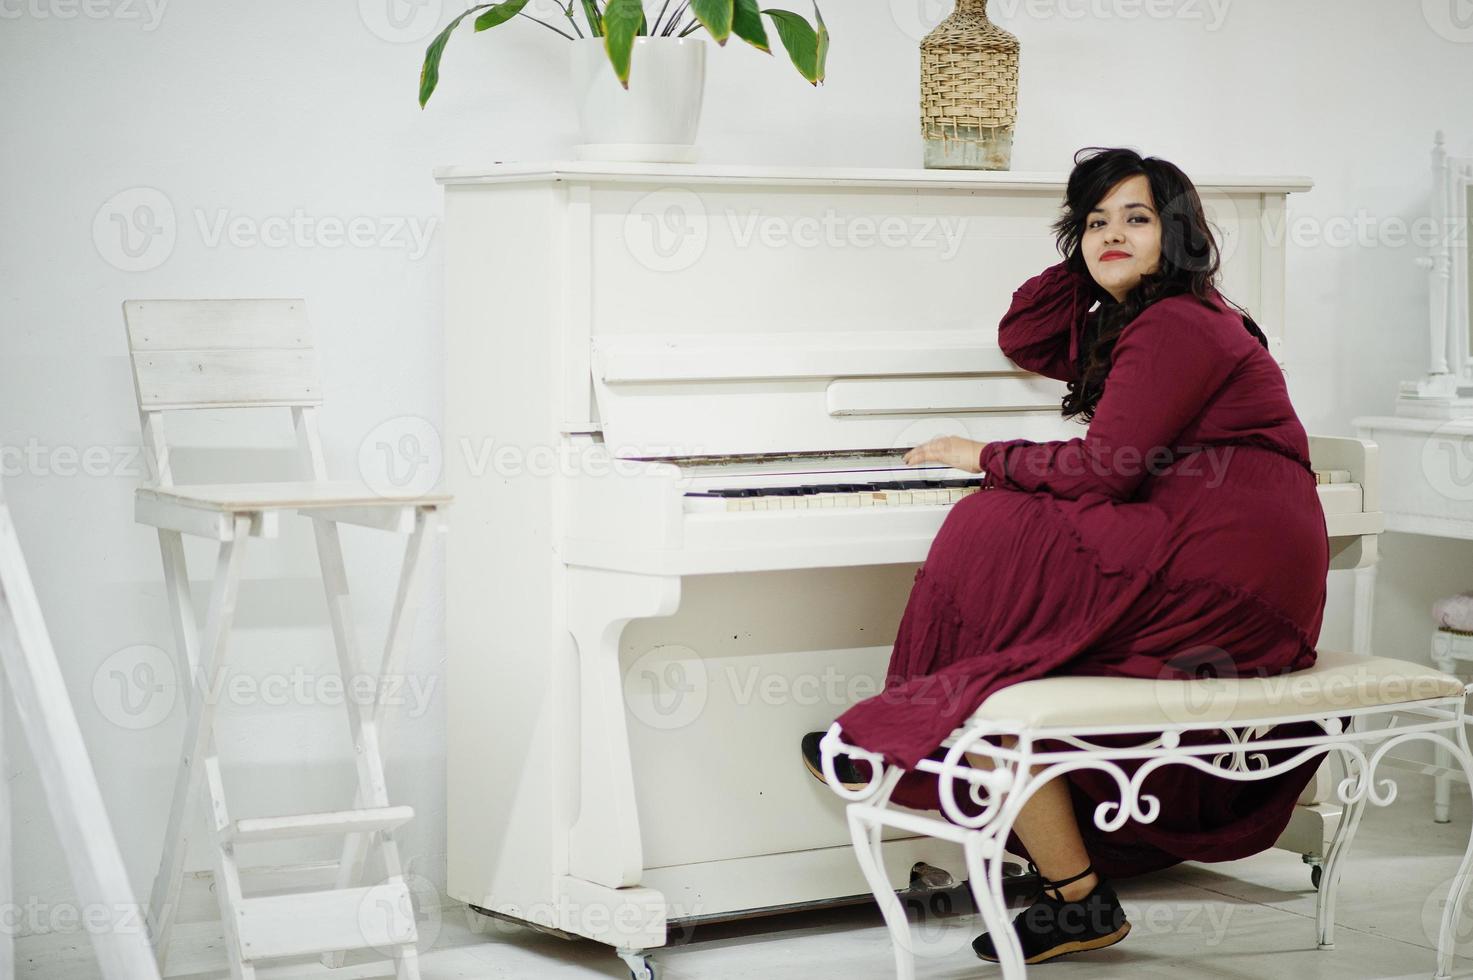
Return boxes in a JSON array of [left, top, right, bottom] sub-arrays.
[[968, 649, 1466, 729]]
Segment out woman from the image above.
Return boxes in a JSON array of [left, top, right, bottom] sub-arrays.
[[801, 147, 1330, 965]]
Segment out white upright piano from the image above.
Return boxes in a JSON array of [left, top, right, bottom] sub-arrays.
[[436, 162, 1380, 976]]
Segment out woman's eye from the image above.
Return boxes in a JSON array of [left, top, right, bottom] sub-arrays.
[[1088, 215, 1151, 229]]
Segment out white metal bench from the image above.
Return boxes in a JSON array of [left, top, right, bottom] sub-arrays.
[[823, 654, 1471, 978], [822, 435, 1473, 979]]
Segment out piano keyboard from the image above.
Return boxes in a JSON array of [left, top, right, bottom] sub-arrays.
[[684, 479, 984, 513], [683, 468, 1354, 512]]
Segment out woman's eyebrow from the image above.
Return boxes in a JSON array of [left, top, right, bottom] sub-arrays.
[[1088, 202, 1155, 214]]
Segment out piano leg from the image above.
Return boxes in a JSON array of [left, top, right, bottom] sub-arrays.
[[1352, 559, 1377, 657], [566, 567, 682, 889]]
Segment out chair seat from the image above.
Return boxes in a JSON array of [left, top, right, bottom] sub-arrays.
[[137, 480, 451, 513], [967, 649, 1466, 730]]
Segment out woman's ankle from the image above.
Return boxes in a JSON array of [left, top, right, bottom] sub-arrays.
[[1052, 871, 1099, 903]]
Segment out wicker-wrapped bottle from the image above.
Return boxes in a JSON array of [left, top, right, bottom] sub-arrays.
[[920, 0, 1019, 170]]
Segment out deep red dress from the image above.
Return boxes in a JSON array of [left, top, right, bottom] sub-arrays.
[[834, 260, 1331, 879]]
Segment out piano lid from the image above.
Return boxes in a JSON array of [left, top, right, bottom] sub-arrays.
[[590, 330, 1084, 459]]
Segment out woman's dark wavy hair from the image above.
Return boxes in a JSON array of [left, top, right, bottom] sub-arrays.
[[1053, 146, 1269, 422]]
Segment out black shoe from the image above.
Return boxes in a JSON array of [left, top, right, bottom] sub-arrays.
[[800, 731, 873, 791], [973, 864, 1130, 965]]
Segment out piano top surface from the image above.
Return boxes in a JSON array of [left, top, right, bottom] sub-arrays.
[[434, 161, 1315, 194]]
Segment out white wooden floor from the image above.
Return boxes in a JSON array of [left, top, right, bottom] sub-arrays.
[[20, 778, 1473, 979]]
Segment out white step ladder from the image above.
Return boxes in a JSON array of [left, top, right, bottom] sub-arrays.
[[0, 475, 162, 980], [123, 299, 450, 979]]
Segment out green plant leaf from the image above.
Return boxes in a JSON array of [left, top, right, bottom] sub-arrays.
[[690, 0, 734, 44], [579, 0, 604, 36], [731, 0, 770, 52], [474, 0, 532, 31], [602, 0, 646, 88], [762, 3, 826, 85], [420, 4, 494, 108], [814, 1, 828, 78]]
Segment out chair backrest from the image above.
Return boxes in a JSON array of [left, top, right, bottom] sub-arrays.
[[122, 299, 328, 487]]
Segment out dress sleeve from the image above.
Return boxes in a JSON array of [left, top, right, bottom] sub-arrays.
[[996, 259, 1099, 383], [977, 301, 1242, 502]]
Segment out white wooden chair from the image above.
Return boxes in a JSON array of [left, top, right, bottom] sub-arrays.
[[0, 475, 162, 979], [123, 299, 450, 980]]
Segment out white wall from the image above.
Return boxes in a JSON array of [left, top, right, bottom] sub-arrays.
[[1, 0, 1471, 938]]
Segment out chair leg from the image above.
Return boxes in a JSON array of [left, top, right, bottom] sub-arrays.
[[146, 528, 205, 969], [308, 515, 425, 979], [963, 829, 1026, 978], [1316, 751, 1369, 950], [326, 508, 437, 966], [1434, 727, 1473, 980], [1432, 650, 1458, 823], [203, 756, 256, 980], [147, 519, 250, 972], [845, 802, 917, 980]]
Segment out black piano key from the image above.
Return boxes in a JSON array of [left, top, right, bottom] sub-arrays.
[[692, 477, 985, 499]]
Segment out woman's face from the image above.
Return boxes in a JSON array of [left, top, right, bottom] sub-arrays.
[[1082, 173, 1162, 303]]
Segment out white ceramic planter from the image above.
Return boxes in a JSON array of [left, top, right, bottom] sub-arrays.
[[570, 36, 707, 163]]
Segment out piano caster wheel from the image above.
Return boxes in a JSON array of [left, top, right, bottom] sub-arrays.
[[618, 948, 659, 980], [1302, 854, 1323, 891]]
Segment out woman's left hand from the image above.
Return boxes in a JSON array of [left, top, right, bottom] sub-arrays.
[[903, 436, 988, 474]]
